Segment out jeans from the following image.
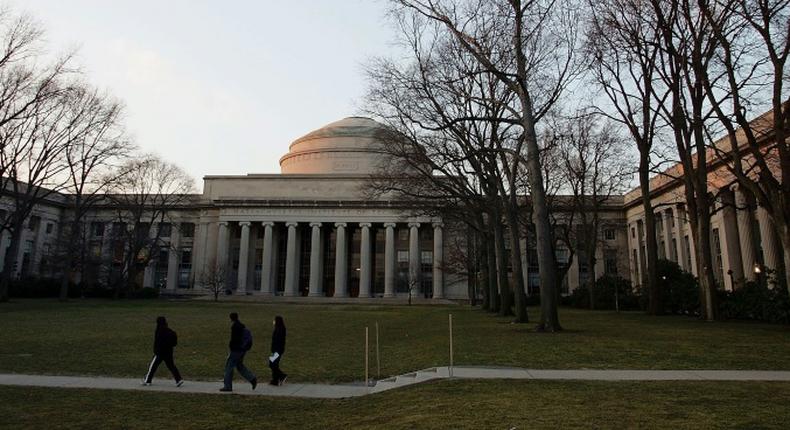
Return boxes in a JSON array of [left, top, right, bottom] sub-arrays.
[[223, 350, 256, 389]]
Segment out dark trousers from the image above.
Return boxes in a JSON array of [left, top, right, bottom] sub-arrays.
[[223, 351, 256, 389], [269, 356, 286, 383], [144, 353, 182, 383]]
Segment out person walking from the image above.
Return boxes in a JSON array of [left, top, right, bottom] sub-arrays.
[[269, 315, 287, 386], [220, 312, 257, 392], [142, 316, 184, 387]]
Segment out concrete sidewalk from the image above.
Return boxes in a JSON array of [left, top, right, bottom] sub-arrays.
[[3, 367, 790, 399]]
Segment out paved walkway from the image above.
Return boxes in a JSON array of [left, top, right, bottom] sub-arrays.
[[2, 367, 789, 399]]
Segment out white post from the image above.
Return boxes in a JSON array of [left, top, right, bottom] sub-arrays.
[[365, 326, 369, 388], [449, 313, 453, 378], [375, 321, 380, 378], [309, 222, 323, 297], [334, 222, 348, 297]]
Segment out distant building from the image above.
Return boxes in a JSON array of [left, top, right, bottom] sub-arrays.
[[1, 114, 782, 299]]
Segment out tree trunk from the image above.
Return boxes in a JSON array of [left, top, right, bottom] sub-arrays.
[[504, 195, 529, 322], [466, 226, 478, 306], [587, 245, 597, 310], [640, 149, 662, 315], [477, 231, 490, 310], [0, 227, 23, 302], [695, 208, 717, 321], [521, 103, 561, 331], [486, 227, 500, 313]]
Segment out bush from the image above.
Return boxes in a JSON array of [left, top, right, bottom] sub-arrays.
[[657, 259, 700, 315], [9, 277, 68, 298], [718, 281, 790, 324], [569, 275, 641, 311]]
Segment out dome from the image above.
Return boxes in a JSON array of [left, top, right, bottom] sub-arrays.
[[279, 117, 391, 174]]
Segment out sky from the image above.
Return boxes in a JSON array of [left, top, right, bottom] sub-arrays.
[[14, 0, 396, 183]]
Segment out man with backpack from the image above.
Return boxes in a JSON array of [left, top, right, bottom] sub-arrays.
[[220, 312, 257, 392]]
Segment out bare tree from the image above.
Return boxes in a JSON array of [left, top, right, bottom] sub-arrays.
[[393, 0, 581, 331], [554, 113, 631, 308], [700, 0, 790, 294], [199, 262, 228, 302], [587, 0, 668, 314], [105, 155, 195, 298], [0, 8, 79, 301], [56, 86, 132, 301], [363, 11, 525, 318]]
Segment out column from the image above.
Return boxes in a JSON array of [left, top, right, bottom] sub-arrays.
[[384, 222, 396, 298], [283, 221, 298, 297], [432, 222, 444, 299], [721, 189, 744, 289], [334, 222, 348, 297], [663, 210, 674, 262], [216, 221, 229, 269], [236, 221, 251, 294], [757, 206, 780, 277], [143, 259, 156, 288], [734, 187, 758, 282], [408, 222, 420, 296], [260, 222, 274, 295], [674, 206, 689, 271], [166, 223, 180, 290], [308, 222, 323, 297], [359, 223, 372, 298]]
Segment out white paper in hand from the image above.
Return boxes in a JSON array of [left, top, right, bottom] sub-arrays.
[[269, 352, 280, 363]]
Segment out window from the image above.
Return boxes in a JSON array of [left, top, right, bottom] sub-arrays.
[[631, 227, 636, 238], [91, 222, 104, 238], [604, 229, 615, 241], [399, 229, 408, 241], [45, 223, 53, 234], [397, 250, 409, 263], [555, 248, 569, 266], [159, 223, 171, 238], [604, 249, 618, 275], [421, 251, 433, 264], [684, 235, 692, 270], [28, 216, 41, 231], [179, 223, 194, 238]]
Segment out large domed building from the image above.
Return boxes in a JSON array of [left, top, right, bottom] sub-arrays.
[[190, 117, 454, 299]]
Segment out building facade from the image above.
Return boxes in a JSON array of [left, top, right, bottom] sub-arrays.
[[4, 115, 780, 300]]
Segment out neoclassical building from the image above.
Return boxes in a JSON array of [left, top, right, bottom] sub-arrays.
[[3, 114, 782, 300]]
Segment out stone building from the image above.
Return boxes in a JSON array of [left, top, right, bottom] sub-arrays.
[[4, 114, 781, 299], [624, 111, 785, 291]]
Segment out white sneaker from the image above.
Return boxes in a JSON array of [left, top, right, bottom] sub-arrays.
[[141, 380, 151, 386], [176, 380, 184, 387]]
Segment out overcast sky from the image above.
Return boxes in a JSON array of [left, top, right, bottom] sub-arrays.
[[15, 0, 395, 183]]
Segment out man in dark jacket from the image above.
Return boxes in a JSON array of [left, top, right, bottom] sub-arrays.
[[143, 316, 183, 386], [220, 312, 257, 392]]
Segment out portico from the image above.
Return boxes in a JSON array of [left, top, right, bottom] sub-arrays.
[[206, 218, 444, 298]]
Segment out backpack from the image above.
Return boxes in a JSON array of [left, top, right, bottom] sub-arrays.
[[241, 327, 253, 351]]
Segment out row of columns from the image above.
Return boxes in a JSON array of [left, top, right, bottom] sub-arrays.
[[630, 185, 783, 289], [214, 220, 444, 299]]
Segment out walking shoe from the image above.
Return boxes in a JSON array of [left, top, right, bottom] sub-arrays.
[[279, 375, 287, 386], [219, 387, 232, 392], [176, 380, 184, 387], [141, 380, 151, 386], [251, 378, 258, 390]]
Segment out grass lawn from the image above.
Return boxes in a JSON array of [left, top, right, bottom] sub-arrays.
[[2, 380, 790, 429], [0, 299, 789, 383]]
